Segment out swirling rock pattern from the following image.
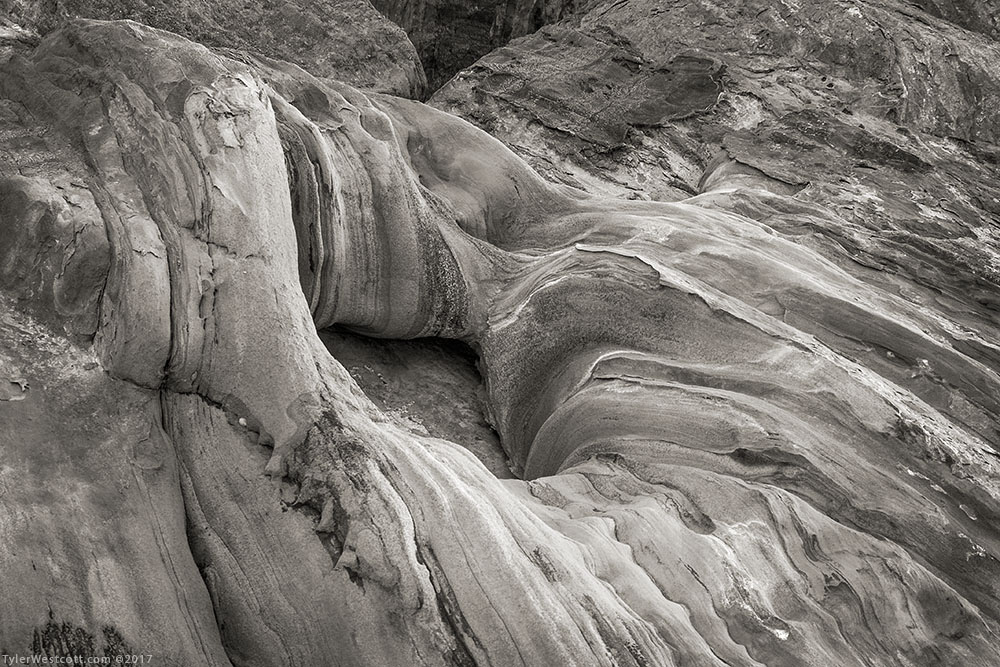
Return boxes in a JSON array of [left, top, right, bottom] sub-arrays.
[[1, 11, 999, 667]]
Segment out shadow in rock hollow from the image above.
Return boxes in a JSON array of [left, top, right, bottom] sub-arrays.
[[319, 327, 515, 479]]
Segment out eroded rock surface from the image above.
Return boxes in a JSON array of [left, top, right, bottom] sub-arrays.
[[433, 0, 1000, 204], [371, 0, 598, 92], [319, 329, 512, 478], [2, 0, 425, 97], [1, 10, 999, 667]]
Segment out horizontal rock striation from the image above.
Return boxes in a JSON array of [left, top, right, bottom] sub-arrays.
[[1, 12, 999, 667]]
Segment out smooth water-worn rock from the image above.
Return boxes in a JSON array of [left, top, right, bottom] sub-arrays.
[[1, 8, 999, 667]]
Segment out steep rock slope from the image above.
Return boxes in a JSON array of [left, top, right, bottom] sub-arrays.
[[1, 15, 999, 667]]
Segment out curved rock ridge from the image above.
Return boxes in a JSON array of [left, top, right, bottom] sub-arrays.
[[1, 17, 999, 667]]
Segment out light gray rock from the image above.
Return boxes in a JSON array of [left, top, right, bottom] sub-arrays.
[[1, 13, 999, 667]]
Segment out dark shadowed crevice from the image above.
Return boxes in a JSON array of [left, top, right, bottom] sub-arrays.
[[319, 326, 517, 479], [369, 0, 592, 96]]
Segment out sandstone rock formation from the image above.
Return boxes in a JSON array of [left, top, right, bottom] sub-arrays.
[[1, 6, 999, 667], [433, 0, 1000, 203], [2, 0, 426, 97], [370, 0, 597, 92]]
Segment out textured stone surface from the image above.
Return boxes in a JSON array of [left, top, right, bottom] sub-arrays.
[[1, 9, 999, 667], [911, 0, 1000, 40], [433, 0, 1000, 202], [371, 0, 598, 92], [319, 329, 512, 478], [2, 0, 425, 96]]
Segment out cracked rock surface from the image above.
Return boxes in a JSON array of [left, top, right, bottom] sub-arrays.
[[1, 6, 999, 666]]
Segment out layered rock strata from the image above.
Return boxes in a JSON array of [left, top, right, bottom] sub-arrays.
[[1, 15, 999, 667]]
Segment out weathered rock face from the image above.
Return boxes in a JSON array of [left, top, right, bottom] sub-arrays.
[[433, 0, 1000, 200], [1, 0, 426, 97], [1, 9, 1000, 667], [370, 0, 597, 92], [911, 0, 1000, 41]]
